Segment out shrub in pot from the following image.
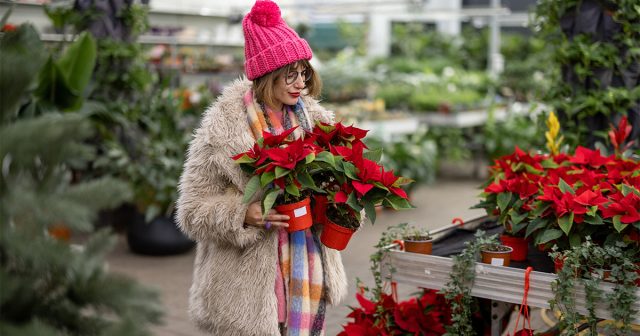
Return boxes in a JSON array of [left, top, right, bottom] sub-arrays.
[[480, 243, 513, 267]]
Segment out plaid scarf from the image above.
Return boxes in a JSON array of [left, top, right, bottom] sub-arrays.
[[244, 89, 326, 335]]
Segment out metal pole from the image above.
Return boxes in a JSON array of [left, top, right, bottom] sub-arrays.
[[488, 0, 503, 78]]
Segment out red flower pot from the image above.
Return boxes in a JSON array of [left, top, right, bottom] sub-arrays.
[[275, 197, 313, 233], [320, 219, 356, 251], [500, 234, 529, 261], [312, 194, 328, 225]]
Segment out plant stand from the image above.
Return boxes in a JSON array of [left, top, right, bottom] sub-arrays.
[[380, 250, 640, 335]]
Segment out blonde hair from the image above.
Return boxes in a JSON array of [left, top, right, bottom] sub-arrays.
[[252, 59, 322, 109]]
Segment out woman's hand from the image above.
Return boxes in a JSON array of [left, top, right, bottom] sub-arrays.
[[244, 202, 289, 229]]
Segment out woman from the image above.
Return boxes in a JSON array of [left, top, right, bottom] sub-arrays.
[[176, 1, 347, 335]]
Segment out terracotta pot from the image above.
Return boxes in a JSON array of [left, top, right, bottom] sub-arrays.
[[404, 239, 433, 255], [312, 194, 328, 225], [320, 219, 356, 251], [480, 246, 513, 267], [275, 197, 313, 233], [500, 234, 529, 261]]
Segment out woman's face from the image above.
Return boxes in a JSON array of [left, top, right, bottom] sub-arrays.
[[271, 63, 311, 110]]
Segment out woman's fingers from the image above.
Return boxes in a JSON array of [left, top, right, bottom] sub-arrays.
[[262, 213, 290, 228]]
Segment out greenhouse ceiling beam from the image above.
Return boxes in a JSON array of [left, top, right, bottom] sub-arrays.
[[382, 250, 640, 323]]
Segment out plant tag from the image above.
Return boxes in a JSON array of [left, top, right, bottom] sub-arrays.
[[491, 258, 504, 266], [293, 206, 307, 218]]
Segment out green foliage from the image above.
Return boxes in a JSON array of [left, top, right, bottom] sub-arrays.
[[480, 108, 546, 161], [440, 231, 498, 336], [0, 20, 163, 334], [550, 239, 639, 335], [534, 0, 640, 147]]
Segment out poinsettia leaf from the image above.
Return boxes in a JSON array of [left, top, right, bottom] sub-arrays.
[[558, 178, 574, 195], [363, 148, 383, 162], [558, 213, 574, 236], [621, 184, 640, 197], [257, 137, 264, 147], [262, 189, 279, 217], [298, 171, 321, 192], [541, 159, 559, 169], [536, 228, 563, 244], [364, 201, 376, 224], [285, 183, 300, 197], [346, 192, 363, 212], [275, 166, 290, 179], [242, 175, 261, 203], [532, 202, 551, 217], [394, 176, 413, 186], [497, 192, 513, 212], [343, 162, 359, 180], [386, 195, 414, 210], [315, 121, 335, 134], [613, 215, 627, 233], [509, 218, 528, 235], [233, 153, 255, 164], [569, 233, 582, 248], [586, 205, 598, 217], [305, 152, 315, 164], [315, 151, 335, 167], [509, 209, 528, 225], [525, 218, 548, 238], [583, 215, 604, 225], [260, 171, 275, 187]]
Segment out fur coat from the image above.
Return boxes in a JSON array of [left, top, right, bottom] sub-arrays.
[[176, 78, 348, 335]]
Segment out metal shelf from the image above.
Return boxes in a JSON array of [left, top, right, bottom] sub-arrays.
[[382, 250, 640, 324]]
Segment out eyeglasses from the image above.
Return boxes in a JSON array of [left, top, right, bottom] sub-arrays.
[[284, 68, 313, 85]]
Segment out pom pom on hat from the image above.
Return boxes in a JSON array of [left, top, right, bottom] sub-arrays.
[[249, 0, 281, 27], [242, 0, 313, 80]]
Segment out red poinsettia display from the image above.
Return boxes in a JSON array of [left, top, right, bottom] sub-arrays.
[[475, 117, 640, 252], [339, 290, 452, 336]]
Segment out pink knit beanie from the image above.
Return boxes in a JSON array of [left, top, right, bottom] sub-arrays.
[[243, 0, 313, 80]]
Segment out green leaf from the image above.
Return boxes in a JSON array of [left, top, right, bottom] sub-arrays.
[[242, 175, 260, 203], [262, 189, 279, 217], [346, 192, 363, 212], [298, 171, 322, 192], [285, 183, 300, 197], [497, 192, 513, 212], [57, 32, 96, 99], [315, 151, 336, 167], [558, 178, 574, 195], [531, 203, 551, 217], [0, 24, 46, 119], [260, 171, 275, 187], [558, 212, 574, 236], [525, 218, 548, 238], [385, 195, 414, 210], [583, 215, 603, 225], [234, 154, 255, 164], [35, 56, 80, 110], [364, 201, 376, 224], [275, 166, 290, 179], [509, 209, 528, 225], [305, 152, 315, 164], [343, 162, 359, 180], [586, 205, 598, 217], [536, 228, 563, 244], [621, 184, 640, 197], [569, 233, 582, 248], [363, 148, 383, 162], [612, 215, 627, 233]]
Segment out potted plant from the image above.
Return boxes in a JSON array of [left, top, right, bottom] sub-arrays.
[[479, 242, 513, 267], [320, 142, 414, 250], [401, 225, 434, 255], [233, 127, 322, 232]]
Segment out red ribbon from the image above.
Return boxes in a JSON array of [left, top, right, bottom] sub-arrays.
[[512, 267, 534, 336], [452, 217, 464, 226]]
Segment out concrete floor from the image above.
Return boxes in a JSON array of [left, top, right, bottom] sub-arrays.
[[106, 177, 489, 335]]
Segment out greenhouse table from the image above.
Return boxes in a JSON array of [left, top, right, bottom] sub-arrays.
[[381, 250, 640, 335]]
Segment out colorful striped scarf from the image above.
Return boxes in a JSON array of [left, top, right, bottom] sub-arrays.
[[244, 89, 326, 336]]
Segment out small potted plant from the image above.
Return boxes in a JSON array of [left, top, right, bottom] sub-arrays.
[[480, 242, 513, 267], [401, 225, 434, 255], [232, 127, 322, 232]]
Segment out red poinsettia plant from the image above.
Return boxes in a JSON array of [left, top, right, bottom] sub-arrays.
[[232, 127, 324, 213], [310, 122, 414, 230], [339, 289, 452, 336], [475, 116, 640, 252]]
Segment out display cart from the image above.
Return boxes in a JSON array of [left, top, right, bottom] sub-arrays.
[[381, 216, 640, 336]]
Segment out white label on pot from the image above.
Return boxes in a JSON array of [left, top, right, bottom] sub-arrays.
[[293, 206, 307, 218], [491, 258, 504, 266]]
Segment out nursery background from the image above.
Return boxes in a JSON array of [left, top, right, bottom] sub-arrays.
[[1, 0, 639, 335]]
